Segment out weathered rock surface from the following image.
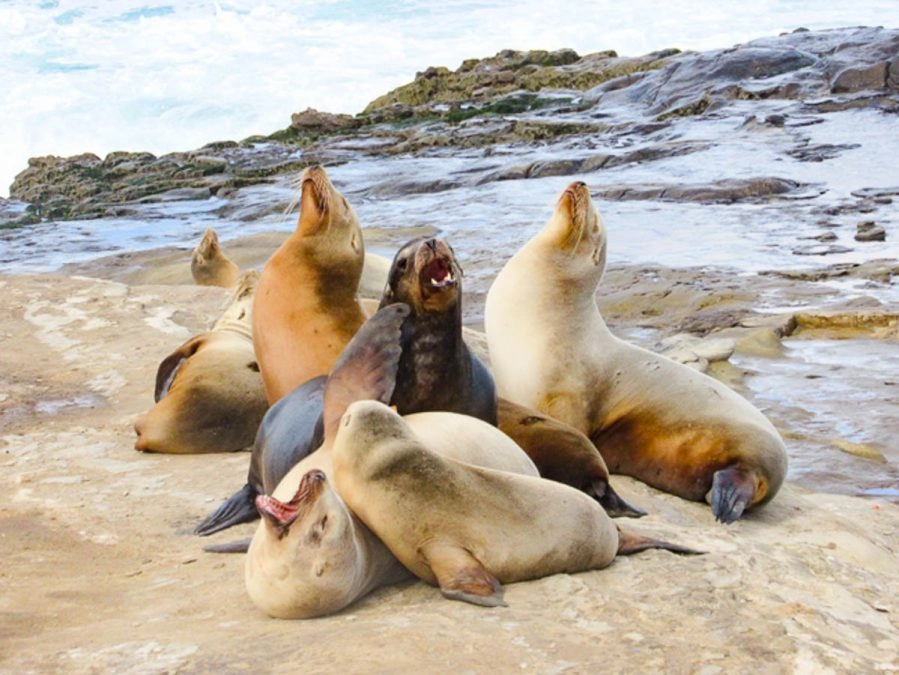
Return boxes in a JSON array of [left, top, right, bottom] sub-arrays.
[[1, 272, 896, 672]]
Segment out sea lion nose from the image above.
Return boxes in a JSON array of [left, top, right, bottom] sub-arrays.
[[425, 238, 437, 252]]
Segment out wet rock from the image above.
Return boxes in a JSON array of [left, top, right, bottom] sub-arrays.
[[290, 107, 361, 133], [597, 177, 802, 203], [787, 142, 861, 161], [830, 439, 886, 462], [855, 221, 886, 241], [791, 243, 854, 256]]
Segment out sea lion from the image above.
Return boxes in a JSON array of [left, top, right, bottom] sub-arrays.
[[246, 410, 541, 619], [379, 236, 643, 516], [253, 165, 368, 404], [241, 307, 542, 619], [331, 400, 699, 608], [379, 236, 496, 424], [191, 228, 241, 287], [484, 181, 788, 523], [134, 270, 267, 454], [195, 302, 411, 536]]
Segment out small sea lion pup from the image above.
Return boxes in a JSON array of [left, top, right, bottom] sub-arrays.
[[134, 270, 267, 454], [253, 165, 368, 404], [485, 181, 788, 524], [331, 401, 700, 608], [191, 228, 241, 287], [379, 236, 643, 517]]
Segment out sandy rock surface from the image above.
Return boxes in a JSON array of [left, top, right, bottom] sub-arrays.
[[1, 271, 897, 673]]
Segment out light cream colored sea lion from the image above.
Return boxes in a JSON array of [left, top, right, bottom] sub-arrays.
[[485, 181, 788, 523], [331, 400, 699, 607], [134, 270, 268, 454], [247, 407, 541, 620], [191, 228, 241, 287], [246, 410, 540, 619], [253, 165, 368, 404]]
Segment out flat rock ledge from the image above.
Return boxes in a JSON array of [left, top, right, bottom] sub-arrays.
[[1, 272, 896, 672]]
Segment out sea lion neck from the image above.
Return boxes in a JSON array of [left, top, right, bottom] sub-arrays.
[[391, 306, 469, 416]]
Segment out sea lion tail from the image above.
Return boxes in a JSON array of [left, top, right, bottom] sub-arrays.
[[202, 538, 252, 554], [591, 480, 647, 519], [709, 466, 755, 524], [194, 483, 259, 536], [616, 528, 704, 556]]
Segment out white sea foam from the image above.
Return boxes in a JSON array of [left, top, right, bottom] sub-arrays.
[[0, 0, 895, 197]]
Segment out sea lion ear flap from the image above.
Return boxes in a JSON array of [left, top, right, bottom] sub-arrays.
[[321, 303, 411, 442]]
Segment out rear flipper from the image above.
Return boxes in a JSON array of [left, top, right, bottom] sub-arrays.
[[709, 467, 756, 524], [617, 528, 705, 556], [590, 480, 647, 519], [421, 541, 506, 608], [194, 483, 259, 536], [202, 538, 252, 554]]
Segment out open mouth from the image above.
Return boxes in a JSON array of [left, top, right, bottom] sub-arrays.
[[256, 469, 326, 529], [421, 257, 456, 290]]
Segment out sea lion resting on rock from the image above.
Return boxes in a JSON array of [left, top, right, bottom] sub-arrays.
[[253, 164, 368, 404], [134, 270, 267, 454], [191, 228, 240, 287], [485, 181, 788, 523], [331, 400, 700, 608], [380, 236, 644, 517]]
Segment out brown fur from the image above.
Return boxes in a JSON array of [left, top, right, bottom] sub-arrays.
[[253, 165, 367, 404]]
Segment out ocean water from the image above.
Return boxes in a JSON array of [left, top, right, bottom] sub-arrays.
[[1, 0, 897, 197]]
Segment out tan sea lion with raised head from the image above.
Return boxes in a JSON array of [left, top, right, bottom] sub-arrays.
[[191, 228, 241, 287], [134, 270, 267, 453], [253, 165, 367, 404], [331, 400, 699, 607], [485, 181, 788, 523]]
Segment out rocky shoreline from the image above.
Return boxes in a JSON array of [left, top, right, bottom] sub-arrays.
[[5, 26, 898, 225]]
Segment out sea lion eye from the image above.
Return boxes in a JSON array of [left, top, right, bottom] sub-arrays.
[[396, 256, 408, 272]]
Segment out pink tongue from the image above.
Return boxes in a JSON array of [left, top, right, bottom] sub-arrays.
[[256, 494, 297, 526]]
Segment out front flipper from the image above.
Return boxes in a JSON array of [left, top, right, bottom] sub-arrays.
[[709, 467, 756, 524], [590, 480, 647, 519], [420, 541, 506, 608], [194, 483, 259, 536]]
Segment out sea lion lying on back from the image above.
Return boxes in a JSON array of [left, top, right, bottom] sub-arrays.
[[134, 271, 267, 454], [485, 181, 788, 523]]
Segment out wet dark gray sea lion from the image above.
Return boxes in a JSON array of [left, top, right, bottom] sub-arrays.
[[253, 165, 368, 404], [191, 228, 241, 287], [195, 303, 410, 536], [379, 236, 496, 424], [485, 181, 788, 523], [380, 236, 643, 516], [331, 400, 700, 608], [134, 271, 267, 454]]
